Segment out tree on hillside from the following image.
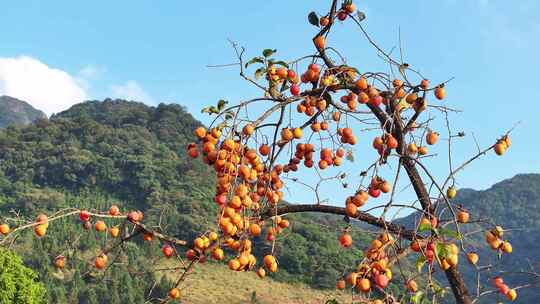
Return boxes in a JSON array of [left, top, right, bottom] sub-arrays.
[[0, 247, 47, 304], [0, 1, 538, 304]]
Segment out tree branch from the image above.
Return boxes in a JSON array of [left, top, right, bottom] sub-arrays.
[[262, 203, 419, 241]]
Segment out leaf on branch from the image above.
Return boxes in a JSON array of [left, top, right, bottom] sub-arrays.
[[308, 12, 319, 27], [262, 49, 277, 58], [217, 99, 228, 111], [431, 282, 447, 296], [217, 122, 228, 130], [411, 291, 424, 304], [435, 242, 450, 259], [245, 57, 264, 68], [346, 150, 354, 162], [415, 256, 426, 273], [438, 227, 462, 240], [201, 106, 219, 115], [254, 67, 266, 80], [357, 11, 366, 22], [418, 222, 432, 233], [273, 60, 289, 68], [224, 111, 234, 120]]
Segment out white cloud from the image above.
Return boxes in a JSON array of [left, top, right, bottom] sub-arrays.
[[110, 80, 153, 104], [78, 65, 106, 80], [75, 64, 106, 92], [0, 56, 88, 116]]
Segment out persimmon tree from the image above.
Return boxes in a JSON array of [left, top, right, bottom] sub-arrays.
[[0, 1, 538, 304]]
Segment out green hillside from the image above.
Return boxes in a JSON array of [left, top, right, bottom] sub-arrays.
[[400, 174, 540, 303], [1, 99, 537, 303], [0, 99, 370, 303]]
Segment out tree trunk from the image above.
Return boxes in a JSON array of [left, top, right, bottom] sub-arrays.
[[401, 159, 473, 304], [445, 267, 473, 304]]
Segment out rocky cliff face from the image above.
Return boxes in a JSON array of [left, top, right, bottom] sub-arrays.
[[0, 95, 46, 127]]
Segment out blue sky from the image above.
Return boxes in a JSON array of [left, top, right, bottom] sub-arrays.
[[1, 1, 538, 216]]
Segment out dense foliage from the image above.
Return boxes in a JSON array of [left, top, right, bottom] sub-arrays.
[[0, 99, 374, 302], [0, 99, 214, 216], [0, 96, 46, 128], [0, 247, 47, 304]]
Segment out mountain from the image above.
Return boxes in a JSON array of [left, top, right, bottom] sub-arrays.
[[399, 174, 540, 303], [0, 95, 46, 127], [0, 99, 367, 303], [1, 98, 537, 303]]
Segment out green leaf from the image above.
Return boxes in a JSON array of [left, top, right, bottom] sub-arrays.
[[262, 49, 277, 58], [254, 67, 266, 80], [435, 242, 449, 259], [209, 106, 219, 114], [245, 57, 264, 68], [415, 256, 426, 273], [346, 150, 354, 162], [439, 227, 462, 240], [217, 122, 228, 130], [217, 99, 228, 111], [273, 60, 289, 68], [308, 12, 319, 27], [201, 106, 211, 114], [411, 291, 424, 304], [200, 105, 220, 115], [431, 282, 446, 296], [418, 222, 432, 233], [224, 112, 234, 120]]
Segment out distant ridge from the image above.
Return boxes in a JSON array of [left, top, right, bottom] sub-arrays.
[[0, 95, 46, 127], [399, 173, 540, 303]]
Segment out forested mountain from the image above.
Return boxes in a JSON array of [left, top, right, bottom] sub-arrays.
[[400, 174, 540, 303], [0, 95, 46, 128], [0, 99, 370, 303], [1, 99, 537, 303]]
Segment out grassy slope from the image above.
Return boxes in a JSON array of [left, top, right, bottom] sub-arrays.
[[160, 262, 349, 304]]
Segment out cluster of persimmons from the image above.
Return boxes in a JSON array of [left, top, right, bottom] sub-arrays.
[[0, 0, 520, 303]]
